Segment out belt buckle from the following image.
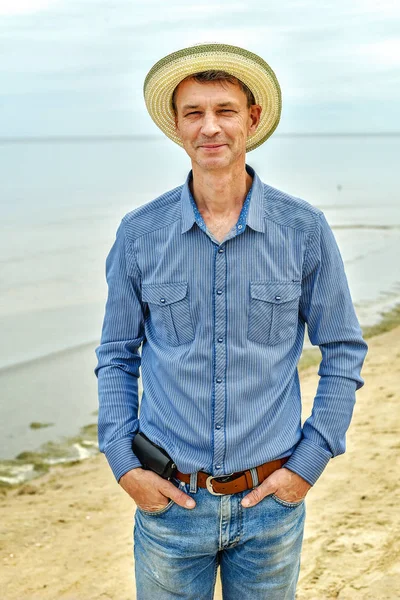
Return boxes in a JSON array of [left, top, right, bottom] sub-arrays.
[[205, 473, 234, 496]]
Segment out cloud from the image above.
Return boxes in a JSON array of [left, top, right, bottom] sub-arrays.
[[0, 0, 399, 135], [357, 39, 400, 68], [0, 0, 61, 16]]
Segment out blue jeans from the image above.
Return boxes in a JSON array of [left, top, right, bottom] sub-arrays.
[[133, 476, 306, 599]]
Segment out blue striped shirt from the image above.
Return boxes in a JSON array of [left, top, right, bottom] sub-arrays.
[[94, 165, 368, 486]]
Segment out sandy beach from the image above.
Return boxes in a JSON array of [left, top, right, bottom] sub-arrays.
[[1, 325, 399, 600]]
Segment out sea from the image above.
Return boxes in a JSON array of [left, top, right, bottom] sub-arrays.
[[1, 134, 399, 483]]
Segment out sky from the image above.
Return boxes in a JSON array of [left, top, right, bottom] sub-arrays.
[[0, 0, 399, 137]]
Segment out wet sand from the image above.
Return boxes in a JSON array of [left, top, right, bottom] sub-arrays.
[[1, 326, 399, 599]]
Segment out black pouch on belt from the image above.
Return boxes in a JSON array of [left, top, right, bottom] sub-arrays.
[[132, 431, 177, 480]]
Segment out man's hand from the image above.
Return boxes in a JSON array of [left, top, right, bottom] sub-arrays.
[[119, 468, 196, 511], [241, 467, 312, 508]]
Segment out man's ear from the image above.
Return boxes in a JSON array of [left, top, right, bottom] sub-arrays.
[[248, 105, 262, 136]]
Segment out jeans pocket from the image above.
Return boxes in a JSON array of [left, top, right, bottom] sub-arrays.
[[136, 498, 175, 516], [270, 493, 305, 508], [248, 281, 301, 345], [142, 282, 195, 346]]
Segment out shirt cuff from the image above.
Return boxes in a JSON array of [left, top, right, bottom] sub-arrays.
[[283, 438, 332, 486], [104, 437, 143, 483]]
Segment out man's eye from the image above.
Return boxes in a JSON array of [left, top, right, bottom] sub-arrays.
[[220, 109, 234, 113], [185, 111, 201, 116]]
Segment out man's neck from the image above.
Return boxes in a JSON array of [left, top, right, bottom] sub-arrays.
[[190, 162, 253, 219]]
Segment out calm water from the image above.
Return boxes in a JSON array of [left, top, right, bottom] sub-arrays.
[[0, 134, 399, 466]]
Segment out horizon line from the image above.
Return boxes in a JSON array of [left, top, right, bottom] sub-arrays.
[[0, 132, 399, 144]]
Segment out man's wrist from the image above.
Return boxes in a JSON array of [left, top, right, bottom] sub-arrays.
[[122, 467, 144, 480], [281, 467, 312, 488], [119, 466, 144, 484]]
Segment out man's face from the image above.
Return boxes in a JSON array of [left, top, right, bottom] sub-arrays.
[[174, 78, 261, 171]]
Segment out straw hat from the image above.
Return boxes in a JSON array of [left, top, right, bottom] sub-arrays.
[[143, 43, 282, 152]]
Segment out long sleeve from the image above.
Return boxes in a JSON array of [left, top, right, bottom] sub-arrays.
[[94, 218, 145, 482], [284, 212, 368, 485]]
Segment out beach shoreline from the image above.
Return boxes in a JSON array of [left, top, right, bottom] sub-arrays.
[[1, 303, 399, 488], [1, 325, 399, 599]]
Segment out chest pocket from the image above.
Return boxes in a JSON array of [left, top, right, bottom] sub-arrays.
[[142, 282, 195, 346], [248, 281, 302, 346]]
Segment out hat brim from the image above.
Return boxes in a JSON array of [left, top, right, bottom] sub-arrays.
[[143, 43, 282, 152]]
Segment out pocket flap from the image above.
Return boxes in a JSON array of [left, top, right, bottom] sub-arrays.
[[142, 282, 188, 305], [250, 281, 301, 304]]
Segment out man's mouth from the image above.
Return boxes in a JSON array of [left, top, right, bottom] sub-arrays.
[[199, 144, 226, 150]]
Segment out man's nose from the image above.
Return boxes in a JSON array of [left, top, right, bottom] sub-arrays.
[[200, 112, 221, 136]]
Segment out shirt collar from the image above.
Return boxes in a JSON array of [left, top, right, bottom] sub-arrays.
[[181, 164, 264, 234], [245, 165, 265, 233]]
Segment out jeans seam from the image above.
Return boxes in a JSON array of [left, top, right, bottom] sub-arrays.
[[211, 552, 220, 598], [229, 495, 243, 547]]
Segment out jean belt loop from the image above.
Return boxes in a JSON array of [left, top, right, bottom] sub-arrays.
[[189, 472, 198, 493], [250, 467, 259, 488]]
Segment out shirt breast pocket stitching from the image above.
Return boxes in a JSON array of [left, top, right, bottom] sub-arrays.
[[142, 282, 194, 346], [248, 281, 302, 346]]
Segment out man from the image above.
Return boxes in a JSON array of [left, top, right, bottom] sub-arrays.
[[94, 43, 368, 599]]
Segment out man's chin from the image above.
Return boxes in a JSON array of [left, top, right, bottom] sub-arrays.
[[198, 157, 230, 170]]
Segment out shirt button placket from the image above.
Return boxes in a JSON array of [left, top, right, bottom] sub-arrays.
[[213, 244, 227, 475]]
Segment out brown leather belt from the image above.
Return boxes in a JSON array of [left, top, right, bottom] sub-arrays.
[[175, 457, 289, 496]]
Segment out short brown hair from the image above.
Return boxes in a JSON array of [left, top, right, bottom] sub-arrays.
[[171, 70, 256, 114]]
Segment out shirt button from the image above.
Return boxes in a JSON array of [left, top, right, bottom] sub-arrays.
[[215, 424, 221, 430], [217, 337, 223, 343], [216, 378, 222, 383], [275, 295, 281, 301], [215, 465, 221, 470], [238, 224, 243, 230], [218, 248, 224, 253], [160, 298, 166, 303], [216, 289, 223, 295]]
